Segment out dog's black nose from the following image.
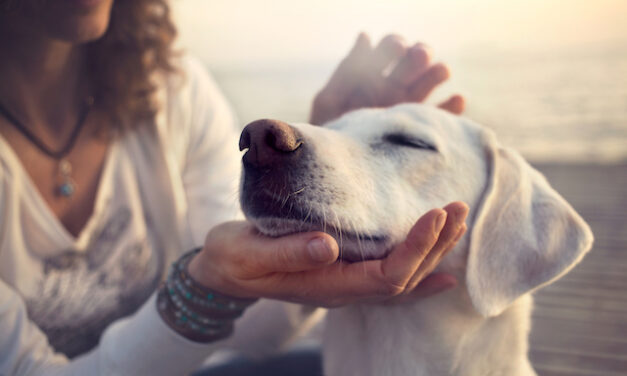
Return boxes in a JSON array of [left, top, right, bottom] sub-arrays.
[[239, 119, 302, 167]]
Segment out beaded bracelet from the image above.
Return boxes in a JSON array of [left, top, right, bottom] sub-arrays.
[[157, 288, 234, 342], [171, 249, 256, 312], [157, 248, 258, 343]]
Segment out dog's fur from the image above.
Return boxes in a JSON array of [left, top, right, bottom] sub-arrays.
[[239, 104, 593, 376]]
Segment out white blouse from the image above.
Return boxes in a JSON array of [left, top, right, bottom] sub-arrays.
[[0, 57, 315, 375]]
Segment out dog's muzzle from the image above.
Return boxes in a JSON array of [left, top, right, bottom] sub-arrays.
[[238, 119, 389, 260], [239, 119, 310, 219]]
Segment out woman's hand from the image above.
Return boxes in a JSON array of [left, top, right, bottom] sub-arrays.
[[187, 202, 468, 308], [310, 33, 465, 125]]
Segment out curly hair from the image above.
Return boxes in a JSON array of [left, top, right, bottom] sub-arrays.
[[1, 0, 178, 132], [88, 0, 178, 131]]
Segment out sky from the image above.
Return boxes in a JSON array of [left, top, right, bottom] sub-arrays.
[[172, 0, 627, 67]]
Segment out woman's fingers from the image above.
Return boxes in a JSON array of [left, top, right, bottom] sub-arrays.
[[324, 34, 406, 100], [267, 203, 467, 296], [379, 209, 447, 291], [407, 63, 450, 102], [438, 94, 466, 114], [240, 230, 340, 277], [370, 34, 407, 73], [349, 32, 372, 58], [404, 203, 468, 291], [262, 250, 434, 305], [378, 43, 432, 107], [202, 222, 340, 283], [272, 204, 466, 305], [310, 33, 462, 125], [198, 200, 469, 307], [388, 43, 432, 87], [323, 33, 372, 95], [417, 203, 467, 264], [345, 34, 407, 109], [310, 33, 371, 124]]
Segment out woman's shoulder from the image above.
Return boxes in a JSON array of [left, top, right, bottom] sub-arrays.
[[154, 54, 239, 168], [161, 54, 233, 119]]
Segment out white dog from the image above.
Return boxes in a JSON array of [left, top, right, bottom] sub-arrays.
[[237, 103, 593, 376]]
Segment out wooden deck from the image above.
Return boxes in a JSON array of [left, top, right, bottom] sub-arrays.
[[529, 163, 627, 376]]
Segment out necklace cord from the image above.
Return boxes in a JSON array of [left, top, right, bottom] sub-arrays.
[[0, 97, 94, 160]]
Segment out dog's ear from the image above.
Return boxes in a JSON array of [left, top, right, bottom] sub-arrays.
[[466, 134, 593, 317]]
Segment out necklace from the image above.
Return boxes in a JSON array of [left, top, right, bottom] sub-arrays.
[[0, 96, 94, 198]]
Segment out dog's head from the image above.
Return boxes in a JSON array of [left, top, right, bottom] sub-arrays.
[[239, 103, 593, 316]]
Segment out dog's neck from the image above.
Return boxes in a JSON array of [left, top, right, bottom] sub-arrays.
[[322, 235, 532, 376], [322, 288, 536, 376]]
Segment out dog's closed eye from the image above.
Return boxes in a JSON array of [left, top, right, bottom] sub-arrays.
[[383, 133, 437, 152]]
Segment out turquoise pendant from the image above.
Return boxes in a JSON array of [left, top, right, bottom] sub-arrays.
[[58, 182, 75, 197], [56, 159, 76, 198]]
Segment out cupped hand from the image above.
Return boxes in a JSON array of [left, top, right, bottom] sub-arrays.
[[310, 33, 465, 125], [188, 202, 469, 308]]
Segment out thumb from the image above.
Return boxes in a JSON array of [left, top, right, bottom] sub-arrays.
[[254, 232, 339, 273]]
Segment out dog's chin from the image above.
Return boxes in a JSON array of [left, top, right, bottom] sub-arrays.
[[248, 216, 391, 262]]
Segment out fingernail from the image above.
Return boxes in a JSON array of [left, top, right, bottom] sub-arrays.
[[433, 63, 451, 80], [307, 238, 334, 263], [453, 224, 467, 242], [409, 44, 431, 62], [456, 204, 469, 223], [434, 212, 447, 234]]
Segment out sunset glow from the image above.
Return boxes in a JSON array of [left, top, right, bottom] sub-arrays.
[[174, 0, 627, 65]]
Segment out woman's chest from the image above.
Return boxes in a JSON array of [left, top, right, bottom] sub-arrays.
[[0, 151, 170, 356], [0, 121, 110, 238]]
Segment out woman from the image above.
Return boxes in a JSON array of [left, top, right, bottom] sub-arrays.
[[0, 0, 468, 374]]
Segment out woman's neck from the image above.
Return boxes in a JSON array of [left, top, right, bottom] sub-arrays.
[[0, 26, 87, 136]]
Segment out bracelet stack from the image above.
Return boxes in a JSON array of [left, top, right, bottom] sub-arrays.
[[157, 248, 258, 343]]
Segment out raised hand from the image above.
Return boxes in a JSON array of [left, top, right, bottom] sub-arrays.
[[310, 33, 465, 125]]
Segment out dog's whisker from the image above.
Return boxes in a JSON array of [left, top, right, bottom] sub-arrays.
[[280, 186, 291, 209], [303, 202, 314, 224], [288, 200, 294, 217], [350, 219, 367, 274], [347, 218, 367, 275], [290, 186, 306, 196], [355, 221, 366, 263], [335, 210, 344, 251]]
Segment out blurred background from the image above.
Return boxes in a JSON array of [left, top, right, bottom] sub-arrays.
[[172, 1, 627, 375], [172, 0, 627, 163]]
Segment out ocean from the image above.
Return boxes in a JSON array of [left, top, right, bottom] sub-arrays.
[[208, 45, 627, 163]]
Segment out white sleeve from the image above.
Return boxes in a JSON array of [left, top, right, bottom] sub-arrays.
[[0, 279, 67, 375], [0, 280, 225, 376], [176, 57, 244, 248]]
